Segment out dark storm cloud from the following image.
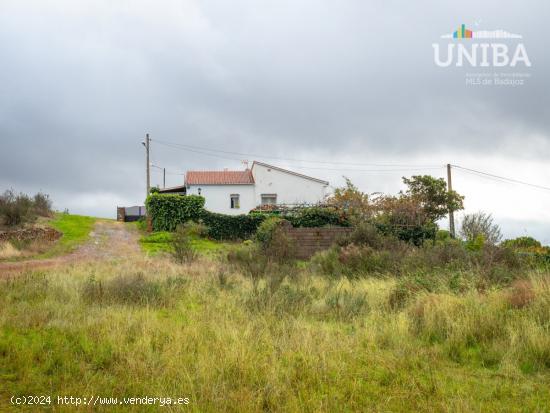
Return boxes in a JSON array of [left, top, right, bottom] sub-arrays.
[[0, 0, 549, 221]]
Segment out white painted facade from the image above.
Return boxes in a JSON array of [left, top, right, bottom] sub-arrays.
[[185, 162, 329, 215], [186, 184, 256, 216]]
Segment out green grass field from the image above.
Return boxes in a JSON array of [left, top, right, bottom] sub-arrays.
[[139, 230, 232, 256]]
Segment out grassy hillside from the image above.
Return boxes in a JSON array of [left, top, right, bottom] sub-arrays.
[[0, 214, 97, 261], [1, 256, 549, 411], [44, 213, 96, 256]]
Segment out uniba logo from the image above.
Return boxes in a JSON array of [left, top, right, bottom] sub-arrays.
[[433, 24, 531, 68]]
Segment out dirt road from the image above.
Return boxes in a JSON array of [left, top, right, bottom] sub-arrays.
[[0, 220, 141, 277]]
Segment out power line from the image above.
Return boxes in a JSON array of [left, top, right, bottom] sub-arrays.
[[453, 164, 550, 192], [151, 138, 441, 168]]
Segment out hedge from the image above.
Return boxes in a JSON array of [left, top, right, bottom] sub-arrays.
[[286, 206, 349, 228], [146, 194, 205, 232], [252, 206, 349, 228], [201, 210, 266, 240]]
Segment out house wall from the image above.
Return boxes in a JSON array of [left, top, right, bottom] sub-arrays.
[[186, 184, 255, 215], [251, 163, 328, 206]]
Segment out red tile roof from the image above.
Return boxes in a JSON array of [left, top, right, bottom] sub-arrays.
[[185, 170, 254, 185]]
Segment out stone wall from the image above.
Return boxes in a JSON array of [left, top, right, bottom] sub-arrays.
[[0, 227, 62, 244]]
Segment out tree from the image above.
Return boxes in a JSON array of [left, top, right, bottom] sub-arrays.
[[374, 194, 437, 245], [327, 177, 374, 224], [459, 211, 502, 245], [402, 175, 464, 222]]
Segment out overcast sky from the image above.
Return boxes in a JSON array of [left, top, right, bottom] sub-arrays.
[[1, 0, 549, 242]]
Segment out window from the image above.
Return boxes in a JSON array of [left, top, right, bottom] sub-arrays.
[[230, 194, 240, 209], [261, 194, 277, 206]]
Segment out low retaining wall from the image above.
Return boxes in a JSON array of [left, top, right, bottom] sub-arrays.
[[282, 223, 353, 259], [0, 227, 62, 244]]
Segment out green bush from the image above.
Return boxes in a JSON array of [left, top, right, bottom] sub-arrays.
[[255, 216, 285, 248], [286, 206, 349, 228], [0, 189, 46, 227], [145, 194, 205, 231], [502, 236, 542, 249], [375, 221, 437, 246], [201, 210, 266, 240]]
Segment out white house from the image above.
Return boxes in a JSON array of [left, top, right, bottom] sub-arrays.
[[159, 161, 329, 215]]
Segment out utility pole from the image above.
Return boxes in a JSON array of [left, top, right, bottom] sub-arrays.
[[163, 167, 166, 189], [142, 133, 150, 198], [447, 163, 455, 238]]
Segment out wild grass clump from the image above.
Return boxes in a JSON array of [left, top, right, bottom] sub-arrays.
[[0, 241, 22, 259], [171, 223, 197, 264], [227, 219, 302, 314], [81, 272, 186, 307], [0, 271, 50, 302]]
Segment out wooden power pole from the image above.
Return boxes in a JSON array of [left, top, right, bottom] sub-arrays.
[[143, 133, 150, 198], [447, 163, 455, 238], [163, 167, 166, 189]]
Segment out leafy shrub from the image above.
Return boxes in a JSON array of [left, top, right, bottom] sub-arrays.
[[286, 206, 349, 228], [502, 236, 542, 250], [339, 222, 406, 252], [309, 247, 345, 279], [407, 239, 469, 271], [465, 234, 485, 252], [145, 194, 205, 232], [338, 244, 395, 278], [33, 193, 53, 217], [436, 230, 451, 242], [255, 216, 285, 248], [255, 217, 297, 262], [201, 210, 266, 240], [0, 190, 36, 227], [375, 220, 437, 246]]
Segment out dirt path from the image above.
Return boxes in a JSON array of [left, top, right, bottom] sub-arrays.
[[0, 221, 141, 277]]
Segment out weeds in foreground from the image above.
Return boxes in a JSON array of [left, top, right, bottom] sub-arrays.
[[1, 258, 550, 412], [81, 272, 187, 307]]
